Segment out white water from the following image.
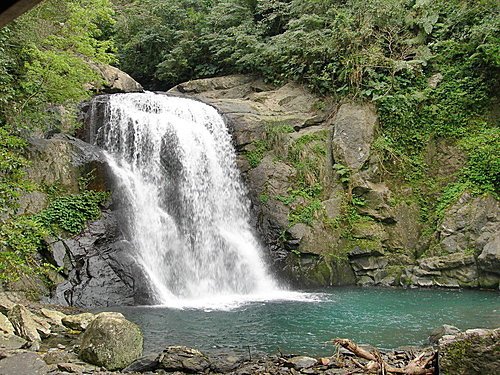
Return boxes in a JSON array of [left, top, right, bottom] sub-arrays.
[[94, 92, 308, 309]]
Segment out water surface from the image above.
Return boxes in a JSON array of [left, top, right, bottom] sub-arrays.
[[106, 287, 499, 356]]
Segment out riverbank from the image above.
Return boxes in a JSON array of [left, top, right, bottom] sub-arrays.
[[1, 292, 498, 374]]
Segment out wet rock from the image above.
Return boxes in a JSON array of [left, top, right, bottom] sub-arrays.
[[428, 325, 461, 345], [331, 103, 377, 172], [51, 210, 152, 308], [0, 351, 49, 375], [0, 313, 14, 335], [158, 346, 211, 373], [439, 327, 499, 375], [79, 312, 143, 371], [287, 356, 318, 370], [62, 313, 95, 331], [0, 332, 28, 349]]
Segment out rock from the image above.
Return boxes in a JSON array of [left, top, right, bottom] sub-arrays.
[[91, 63, 143, 94], [438, 328, 499, 375], [0, 332, 28, 349], [40, 308, 67, 327], [79, 313, 143, 371], [331, 103, 378, 172], [57, 362, 86, 373], [428, 325, 461, 345], [0, 293, 21, 314], [158, 346, 211, 373], [122, 354, 159, 373], [7, 304, 42, 343], [0, 313, 14, 335], [51, 210, 152, 307], [0, 352, 49, 375], [210, 354, 244, 373], [62, 313, 95, 331], [478, 231, 500, 275], [287, 356, 318, 370], [43, 349, 78, 365]]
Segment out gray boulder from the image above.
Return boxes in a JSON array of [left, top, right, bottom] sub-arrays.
[[79, 312, 143, 371], [287, 356, 318, 370], [428, 324, 461, 345], [91, 63, 143, 94], [0, 332, 28, 349], [0, 352, 49, 375], [158, 346, 211, 373]]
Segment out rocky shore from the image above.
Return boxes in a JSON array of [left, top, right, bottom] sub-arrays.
[[0, 292, 498, 375]]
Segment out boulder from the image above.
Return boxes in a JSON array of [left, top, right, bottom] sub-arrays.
[[61, 313, 95, 331], [287, 356, 318, 370], [91, 63, 143, 94], [40, 308, 67, 327], [0, 313, 14, 335], [79, 312, 143, 371], [477, 231, 500, 275], [438, 328, 499, 374], [0, 332, 27, 349], [7, 304, 43, 343], [0, 352, 49, 375], [122, 354, 159, 373], [428, 324, 461, 345], [331, 103, 378, 172], [158, 346, 211, 373]]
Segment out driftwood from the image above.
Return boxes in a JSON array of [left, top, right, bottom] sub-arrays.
[[333, 338, 435, 375]]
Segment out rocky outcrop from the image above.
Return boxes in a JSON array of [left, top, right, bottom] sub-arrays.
[[50, 210, 152, 308], [79, 312, 143, 371], [167, 75, 499, 290], [438, 328, 500, 375], [90, 63, 143, 94]]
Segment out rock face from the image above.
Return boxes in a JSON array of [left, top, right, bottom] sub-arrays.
[[165, 74, 500, 290], [79, 312, 143, 371], [438, 328, 500, 375], [50, 210, 152, 307]]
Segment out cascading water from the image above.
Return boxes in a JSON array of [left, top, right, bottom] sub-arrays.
[[93, 92, 295, 308]]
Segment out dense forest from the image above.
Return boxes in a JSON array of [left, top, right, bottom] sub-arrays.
[[0, 0, 498, 287]]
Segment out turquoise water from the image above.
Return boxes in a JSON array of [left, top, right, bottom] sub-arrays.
[[108, 287, 499, 356]]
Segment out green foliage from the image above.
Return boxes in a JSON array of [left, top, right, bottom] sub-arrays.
[[36, 190, 109, 234], [0, 0, 116, 132], [245, 140, 268, 168]]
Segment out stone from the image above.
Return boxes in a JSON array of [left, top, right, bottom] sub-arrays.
[[478, 232, 500, 275], [438, 328, 499, 375], [57, 362, 86, 373], [91, 63, 143, 94], [7, 304, 42, 343], [0, 352, 49, 375], [331, 103, 378, 172], [79, 313, 143, 371], [40, 308, 67, 327], [122, 354, 159, 373], [287, 356, 318, 370], [428, 325, 461, 345], [0, 313, 14, 335], [158, 346, 211, 373], [210, 354, 244, 373], [0, 293, 20, 314], [61, 313, 95, 331], [0, 332, 28, 349]]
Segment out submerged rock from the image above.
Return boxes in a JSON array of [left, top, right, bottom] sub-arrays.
[[79, 312, 143, 370]]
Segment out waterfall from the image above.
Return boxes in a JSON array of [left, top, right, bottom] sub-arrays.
[[93, 92, 282, 307]]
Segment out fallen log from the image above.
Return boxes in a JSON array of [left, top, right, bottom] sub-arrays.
[[333, 338, 435, 375]]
